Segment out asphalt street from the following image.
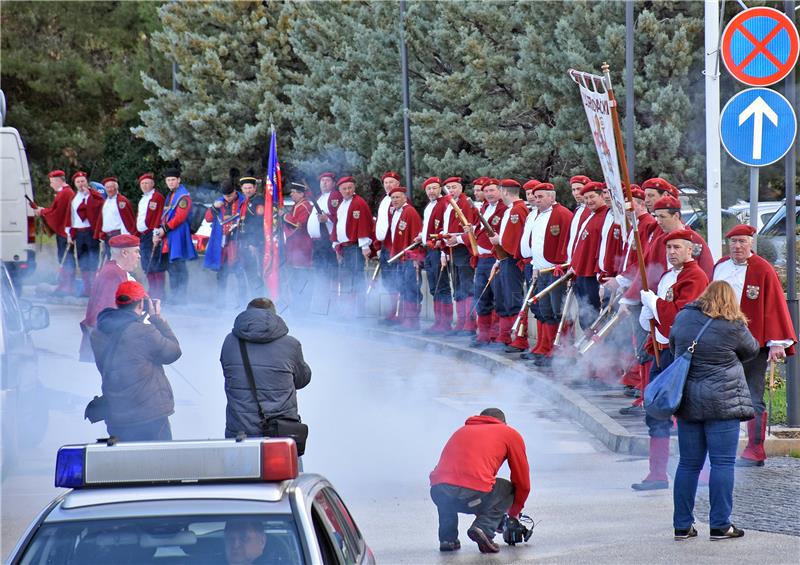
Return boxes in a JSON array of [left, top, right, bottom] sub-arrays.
[[2, 302, 798, 563]]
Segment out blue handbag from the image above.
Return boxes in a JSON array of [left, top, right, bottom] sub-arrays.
[[644, 318, 713, 420]]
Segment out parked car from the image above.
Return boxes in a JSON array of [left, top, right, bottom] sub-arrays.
[[758, 196, 800, 266], [726, 200, 782, 231]]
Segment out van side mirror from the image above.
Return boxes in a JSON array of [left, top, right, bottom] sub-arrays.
[[22, 305, 49, 331]]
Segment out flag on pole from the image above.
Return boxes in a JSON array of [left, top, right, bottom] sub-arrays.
[[262, 127, 282, 299]]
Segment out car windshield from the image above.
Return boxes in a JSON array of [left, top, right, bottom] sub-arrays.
[[19, 514, 304, 565], [760, 205, 800, 237]]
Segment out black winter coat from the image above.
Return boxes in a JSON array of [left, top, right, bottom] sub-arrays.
[[91, 308, 181, 426], [221, 307, 311, 437], [670, 304, 758, 422]]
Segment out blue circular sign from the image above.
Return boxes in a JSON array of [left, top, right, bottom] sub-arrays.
[[720, 88, 797, 167]]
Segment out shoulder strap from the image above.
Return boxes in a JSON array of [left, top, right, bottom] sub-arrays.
[[238, 337, 270, 435], [687, 318, 714, 354], [97, 325, 128, 377]]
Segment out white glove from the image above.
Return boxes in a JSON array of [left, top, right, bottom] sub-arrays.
[[639, 302, 654, 332], [640, 289, 658, 313]]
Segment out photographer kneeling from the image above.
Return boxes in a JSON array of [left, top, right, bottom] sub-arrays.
[[220, 298, 311, 454], [429, 408, 531, 554]]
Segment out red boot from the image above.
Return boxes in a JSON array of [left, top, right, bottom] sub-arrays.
[[474, 314, 492, 344], [452, 300, 466, 332], [540, 323, 558, 357], [400, 301, 420, 330], [147, 272, 166, 301], [631, 437, 670, 490], [440, 302, 453, 333], [496, 316, 513, 346], [489, 312, 500, 342], [463, 298, 477, 333], [508, 314, 529, 351], [54, 268, 76, 295], [528, 320, 545, 354], [81, 271, 95, 298], [424, 301, 442, 334], [738, 412, 767, 466]]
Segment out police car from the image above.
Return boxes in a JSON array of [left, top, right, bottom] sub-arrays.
[[7, 438, 374, 565]]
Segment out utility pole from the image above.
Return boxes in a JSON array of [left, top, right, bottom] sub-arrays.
[[399, 0, 414, 192], [704, 0, 723, 260], [625, 0, 635, 181]]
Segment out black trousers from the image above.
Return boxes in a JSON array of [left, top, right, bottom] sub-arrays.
[[424, 249, 452, 303], [430, 479, 515, 542], [73, 229, 99, 273], [338, 245, 365, 294], [450, 246, 474, 302], [495, 258, 525, 317], [312, 237, 337, 280], [239, 243, 265, 298], [396, 259, 421, 303], [167, 259, 189, 302], [140, 231, 168, 274], [56, 234, 75, 273], [473, 258, 498, 316], [573, 276, 600, 330], [530, 271, 565, 325]]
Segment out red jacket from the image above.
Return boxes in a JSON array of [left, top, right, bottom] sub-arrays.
[[499, 199, 529, 260], [390, 204, 423, 260], [429, 415, 530, 518], [142, 191, 166, 231], [571, 205, 609, 277], [41, 186, 75, 238]]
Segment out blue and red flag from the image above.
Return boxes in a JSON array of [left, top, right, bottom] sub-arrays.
[[263, 127, 283, 299]]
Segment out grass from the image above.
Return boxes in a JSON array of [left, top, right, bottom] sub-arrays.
[[765, 364, 787, 425]]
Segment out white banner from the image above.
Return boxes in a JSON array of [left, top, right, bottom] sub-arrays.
[[577, 81, 627, 228]]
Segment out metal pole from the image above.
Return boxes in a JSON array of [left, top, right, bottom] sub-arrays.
[[784, 0, 799, 427], [172, 61, 178, 92], [625, 0, 635, 180], [749, 167, 759, 253], [399, 0, 414, 192], [704, 0, 723, 260]]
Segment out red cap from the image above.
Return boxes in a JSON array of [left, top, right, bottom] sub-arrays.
[[631, 187, 646, 200], [71, 171, 88, 182], [336, 176, 355, 187], [381, 171, 401, 182], [422, 177, 441, 189], [318, 171, 335, 181], [102, 176, 118, 185], [115, 281, 148, 306], [138, 173, 154, 183], [532, 182, 555, 193], [664, 229, 696, 244], [579, 181, 605, 195], [570, 175, 591, 185], [484, 178, 500, 187], [472, 177, 487, 187], [389, 186, 407, 196], [443, 176, 462, 185], [108, 234, 140, 248], [641, 177, 678, 197], [499, 178, 521, 188], [653, 195, 681, 211], [48, 170, 66, 179], [522, 179, 541, 190], [725, 224, 757, 238]]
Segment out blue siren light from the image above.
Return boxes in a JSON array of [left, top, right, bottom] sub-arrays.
[[55, 447, 86, 488]]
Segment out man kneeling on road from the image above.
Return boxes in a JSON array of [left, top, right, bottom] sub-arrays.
[[429, 408, 530, 553]]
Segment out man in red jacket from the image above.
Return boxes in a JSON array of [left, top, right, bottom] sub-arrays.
[[34, 170, 76, 295], [430, 408, 530, 554]]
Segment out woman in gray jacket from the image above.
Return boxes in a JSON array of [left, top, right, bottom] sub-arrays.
[[669, 281, 758, 541]]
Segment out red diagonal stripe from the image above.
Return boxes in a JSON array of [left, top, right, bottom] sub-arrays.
[[735, 21, 786, 72]]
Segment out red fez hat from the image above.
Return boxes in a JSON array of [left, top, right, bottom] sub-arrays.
[[422, 177, 441, 189], [115, 281, 148, 306], [522, 179, 541, 190], [48, 170, 66, 179], [102, 176, 118, 185], [653, 195, 681, 211], [443, 176, 463, 185], [641, 177, 678, 197], [389, 186, 407, 196], [579, 181, 605, 195], [336, 176, 355, 187], [664, 229, 696, 244], [472, 177, 487, 187], [137, 173, 154, 183], [499, 178, 521, 189], [71, 171, 88, 182], [631, 187, 646, 200], [532, 182, 555, 193], [725, 224, 757, 238], [570, 175, 591, 185], [108, 234, 140, 248], [381, 171, 401, 182], [318, 171, 335, 181]]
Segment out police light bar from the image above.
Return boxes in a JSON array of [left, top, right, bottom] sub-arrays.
[[55, 438, 298, 489]]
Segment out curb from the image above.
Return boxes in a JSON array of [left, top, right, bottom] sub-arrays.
[[354, 324, 800, 458]]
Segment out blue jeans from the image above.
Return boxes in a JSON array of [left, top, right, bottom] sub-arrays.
[[673, 418, 740, 529]]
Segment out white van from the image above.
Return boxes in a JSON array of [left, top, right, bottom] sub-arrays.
[[0, 94, 37, 287]]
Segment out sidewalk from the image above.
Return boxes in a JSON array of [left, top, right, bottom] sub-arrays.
[[360, 321, 800, 537]]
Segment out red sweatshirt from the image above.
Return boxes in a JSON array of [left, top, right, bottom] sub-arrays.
[[429, 415, 530, 517]]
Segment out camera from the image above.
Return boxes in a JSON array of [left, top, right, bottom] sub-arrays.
[[501, 513, 534, 546]]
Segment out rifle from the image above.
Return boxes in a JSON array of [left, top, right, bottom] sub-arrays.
[[366, 261, 381, 295], [579, 309, 629, 355], [471, 261, 500, 315], [470, 204, 509, 260], [510, 263, 570, 336], [442, 193, 479, 256], [573, 291, 623, 351], [296, 180, 331, 240], [24, 194, 38, 209], [527, 272, 574, 306], [387, 241, 422, 264], [553, 281, 575, 347]]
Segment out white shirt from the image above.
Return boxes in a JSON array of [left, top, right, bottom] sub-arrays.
[[70, 192, 90, 229], [640, 266, 681, 344], [390, 203, 405, 234], [374, 194, 392, 242], [524, 206, 554, 269], [498, 207, 511, 239], [422, 199, 437, 241], [102, 195, 128, 234], [597, 210, 615, 274], [137, 190, 154, 233], [567, 203, 586, 263], [476, 202, 497, 255], [307, 192, 334, 239], [334, 197, 370, 249]]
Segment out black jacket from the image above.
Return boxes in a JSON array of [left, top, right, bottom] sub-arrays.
[[91, 308, 181, 426], [221, 307, 311, 437], [670, 304, 758, 422]]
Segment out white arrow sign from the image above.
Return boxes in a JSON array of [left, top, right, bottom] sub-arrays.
[[738, 96, 779, 160]]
